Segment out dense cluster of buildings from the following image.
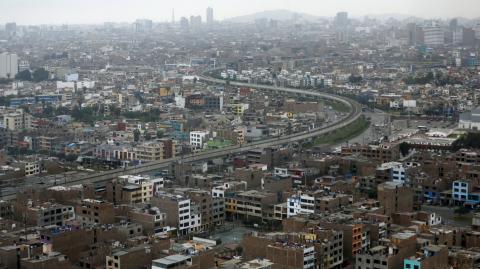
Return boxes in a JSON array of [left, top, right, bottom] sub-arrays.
[[1, 6, 480, 269]]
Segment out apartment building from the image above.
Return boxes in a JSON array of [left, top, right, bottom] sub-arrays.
[[106, 176, 154, 204], [23, 161, 41, 176], [36, 136, 60, 152], [266, 242, 316, 269], [106, 245, 155, 269], [310, 228, 344, 269], [355, 232, 417, 269], [128, 206, 167, 235], [377, 182, 414, 217], [341, 144, 400, 163], [134, 140, 175, 161], [226, 190, 277, 221], [403, 245, 448, 269], [75, 199, 115, 227], [21, 252, 71, 269], [452, 180, 480, 206], [212, 181, 248, 198], [151, 193, 201, 235], [273, 203, 289, 221], [3, 109, 32, 131], [22, 202, 75, 227], [287, 193, 351, 217], [190, 131, 209, 149], [94, 143, 137, 161], [187, 190, 216, 231]]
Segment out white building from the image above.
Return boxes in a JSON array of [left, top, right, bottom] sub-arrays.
[[212, 181, 247, 198], [56, 81, 76, 91], [287, 194, 315, 217], [273, 167, 289, 177], [422, 26, 444, 47], [0, 53, 18, 79], [150, 177, 165, 194], [175, 95, 186, 108], [190, 131, 208, 149], [77, 80, 95, 89], [177, 197, 201, 235], [459, 106, 480, 130], [3, 109, 32, 131], [65, 73, 79, 82], [24, 161, 41, 177], [378, 162, 407, 183]]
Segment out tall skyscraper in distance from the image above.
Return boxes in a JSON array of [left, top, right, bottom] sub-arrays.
[[171, 9, 175, 24], [180, 17, 189, 30], [0, 53, 19, 79], [206, 7, 214, 25], [190, 15, 202, 30], [5, 22, 17, 37], [334, 12, 349, 28], [449, 18, 459, 29]]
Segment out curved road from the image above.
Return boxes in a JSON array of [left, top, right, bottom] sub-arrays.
[[0, 76, 362, 200]]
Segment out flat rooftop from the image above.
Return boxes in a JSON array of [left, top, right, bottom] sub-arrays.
[[153, 254, 191, 266]]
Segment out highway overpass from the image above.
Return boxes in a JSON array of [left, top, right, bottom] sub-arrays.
[[0, 76, 362, 200]]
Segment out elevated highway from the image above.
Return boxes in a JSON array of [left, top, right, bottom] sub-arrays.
[[0, 75, 362, 200]]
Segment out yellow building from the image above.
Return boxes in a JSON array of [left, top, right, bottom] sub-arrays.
[[159, 87, 172, 97]]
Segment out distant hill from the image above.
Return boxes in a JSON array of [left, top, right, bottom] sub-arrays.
[[361, 13, 416, 21], [225, 9, 320, 23]]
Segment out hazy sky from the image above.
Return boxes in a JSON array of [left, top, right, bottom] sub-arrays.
[[1, 0, 479, 25]]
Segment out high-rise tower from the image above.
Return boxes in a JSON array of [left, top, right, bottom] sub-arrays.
[[206, 7, 214, 25]]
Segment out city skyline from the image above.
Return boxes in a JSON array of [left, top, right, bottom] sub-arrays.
[[1, 0, 480, 25]]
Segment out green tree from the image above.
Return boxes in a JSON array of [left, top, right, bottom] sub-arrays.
[[367, 189, 377, 199], [43, 105, 54, 117], [0, 97, 10, 106], [156, 129, 164, 138], [348, 75, 363, 84], [399, 142, 410, 156], [110, 105, 121, 118], [133, 129, 141, 142], [32, 68, 49, 82], [452, 132, 480, 150], [55, 106, 70, 115], [0, 78, 12, 84], [15, 70, 32, 81]]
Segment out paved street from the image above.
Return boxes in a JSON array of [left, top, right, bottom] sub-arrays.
[[334, 109, 387, 148], [421, 205, 473, 227]]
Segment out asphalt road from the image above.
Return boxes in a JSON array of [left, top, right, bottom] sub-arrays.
[[334, 109, 387, 148], [421, 205, 473, 227]]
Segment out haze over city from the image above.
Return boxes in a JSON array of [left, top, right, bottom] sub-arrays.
[[1, 0, 480, 24]]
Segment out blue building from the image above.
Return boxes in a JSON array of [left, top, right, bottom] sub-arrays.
[[9, 97, 35, 107], [403, 258, 421, 269], [36, 94, 62, 104], [452, 180, 480, 207]]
